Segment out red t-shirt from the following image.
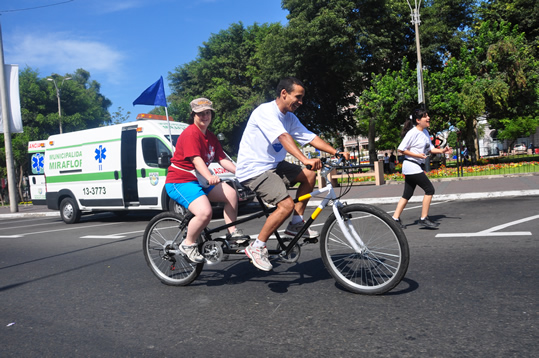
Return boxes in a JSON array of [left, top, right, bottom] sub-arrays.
[[166, 124, 226, 184]]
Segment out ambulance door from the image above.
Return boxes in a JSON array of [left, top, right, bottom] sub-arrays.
[[28, 150, 46, 205], [138, 137, 171, 208], [121, 126, 139, 204]]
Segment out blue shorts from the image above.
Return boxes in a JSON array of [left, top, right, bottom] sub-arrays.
[[166, 182, 214, 210]]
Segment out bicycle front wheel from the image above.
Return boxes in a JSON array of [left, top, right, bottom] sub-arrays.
[[320, 204, 409, 295], [143, 212, 203, 286]]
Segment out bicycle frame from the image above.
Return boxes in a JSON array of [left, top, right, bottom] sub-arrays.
[[200, 158, 367, 257]]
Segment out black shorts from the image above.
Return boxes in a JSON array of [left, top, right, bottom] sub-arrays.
[[402, 171, 435, 200]]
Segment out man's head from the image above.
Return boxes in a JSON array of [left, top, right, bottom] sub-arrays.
[[276, 77, 305, 114]]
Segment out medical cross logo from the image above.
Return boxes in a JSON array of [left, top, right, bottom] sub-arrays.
[[95, 145, 107, 171], [31, 153, 44, 174]]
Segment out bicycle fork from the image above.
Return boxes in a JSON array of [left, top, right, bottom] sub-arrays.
[[332, 202, 367, 254], [301, 185, 367, 254]]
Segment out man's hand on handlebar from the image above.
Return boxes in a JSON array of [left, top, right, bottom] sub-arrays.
[[304, 158, 322, 171], [337, 151, 351, 161]]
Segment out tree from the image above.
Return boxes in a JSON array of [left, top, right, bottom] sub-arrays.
[[355, 59, 417, 162], [169, 22, 278, 153], [478, 0, 539, 55], [258, 0, 475, 141], [109, 107, 131, 125], [0, 67, 112, 203]]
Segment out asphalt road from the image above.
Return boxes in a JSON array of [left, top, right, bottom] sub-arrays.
[[1, 196, 538, 357]]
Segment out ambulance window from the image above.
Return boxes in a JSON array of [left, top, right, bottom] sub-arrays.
[[164, 135, 180, 147], [142, 138, 172, 167]]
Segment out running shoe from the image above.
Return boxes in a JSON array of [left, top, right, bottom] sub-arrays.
[[284, 221, 319, 238], [419, 216, 440, 229], [179, 243, 205, 263], [394, 218, 407, 229], [226, 228, 250, 245], [245, 244, 272, 271]]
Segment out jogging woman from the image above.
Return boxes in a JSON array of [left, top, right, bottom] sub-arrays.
[[392, 109, 452, 229]]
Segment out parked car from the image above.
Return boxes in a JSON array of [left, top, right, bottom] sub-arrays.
[[513, 143, 527, 153]]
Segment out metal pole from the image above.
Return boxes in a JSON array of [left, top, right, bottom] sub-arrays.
[[55, 81, 63, 134], [48, 76, 70, 134], [412, 7, 425, 109], [0, 20, 19, 212]]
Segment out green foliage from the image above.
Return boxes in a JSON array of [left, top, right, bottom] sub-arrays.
[[355, 59, 417, 156], [168, 0, 478, 155], [1, 66, 112, 199], [109, 107, 132, 125], [168, 22, 276, 153]]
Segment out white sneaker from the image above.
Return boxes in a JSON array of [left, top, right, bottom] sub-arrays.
[[245, 244, 272, 271], [179, 243, 204, 263], [226, 228, 250, 245], [284, 221, 319, 238]]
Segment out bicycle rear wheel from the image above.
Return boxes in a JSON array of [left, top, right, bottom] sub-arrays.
[[320, 204, 409, 295], [143, 212, 203, 286]]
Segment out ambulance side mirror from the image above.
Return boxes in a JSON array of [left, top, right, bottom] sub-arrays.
[[158, 152, 171, 168]]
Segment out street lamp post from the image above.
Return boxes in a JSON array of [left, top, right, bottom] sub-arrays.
[[47, 76, 71, 134], [407, 0, 425, 109]]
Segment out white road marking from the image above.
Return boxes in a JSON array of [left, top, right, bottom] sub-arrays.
[[80, 235, 126, 239], [2, 222, 123, 237], [436, 214, 539, 238]]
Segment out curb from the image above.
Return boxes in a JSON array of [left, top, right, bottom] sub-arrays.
[[308, 189, 539, 206], [0, 211, 60, 220]]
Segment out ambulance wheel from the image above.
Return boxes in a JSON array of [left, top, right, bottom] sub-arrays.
[[169, 198, 188, 220], [60, 197, 81, 224]]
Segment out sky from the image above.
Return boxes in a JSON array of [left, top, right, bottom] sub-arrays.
[[1, 0, 289, 121]]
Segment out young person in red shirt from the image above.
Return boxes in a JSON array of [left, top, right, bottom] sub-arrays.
[[165, 98, 246, 263]]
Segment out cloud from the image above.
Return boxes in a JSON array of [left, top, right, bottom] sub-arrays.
[[6, 32, 126, 83], [92, 0, 145, 14]]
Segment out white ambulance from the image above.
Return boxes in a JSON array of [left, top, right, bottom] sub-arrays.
[[34, 114, 253, 223]]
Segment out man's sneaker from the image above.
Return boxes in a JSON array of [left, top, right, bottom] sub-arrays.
[[394, 218, 406, 229], [284, 221, 319, 238], [419, 216, 440, 229], [245, 244, 272, 271], [179, 243, 205, 263], [226, 228, 250, 246]]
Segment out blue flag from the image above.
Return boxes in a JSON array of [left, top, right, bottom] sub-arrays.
[[133, 76, 167, 107]]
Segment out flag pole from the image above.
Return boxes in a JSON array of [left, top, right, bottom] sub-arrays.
[[164, 106, 172, 144], [0, 20, 18, 213]]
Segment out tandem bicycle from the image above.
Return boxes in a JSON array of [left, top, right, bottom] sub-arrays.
[[142, 156, 409, 294]]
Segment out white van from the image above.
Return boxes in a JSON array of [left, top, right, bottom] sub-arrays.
[[33, 114, 254, 223]]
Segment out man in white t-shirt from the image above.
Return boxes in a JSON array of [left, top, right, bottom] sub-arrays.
[[236, 77, 347, 271]]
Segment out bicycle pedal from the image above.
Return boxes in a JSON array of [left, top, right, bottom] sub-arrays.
[[303, 237, 318, 244]]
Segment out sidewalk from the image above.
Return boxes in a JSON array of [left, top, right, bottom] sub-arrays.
[[2, 173, 538, 219]]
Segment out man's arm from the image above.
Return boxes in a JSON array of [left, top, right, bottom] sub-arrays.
[[278, 133, 348, 171], [278, 132, 311, 165], [309, 136, 342, 156]]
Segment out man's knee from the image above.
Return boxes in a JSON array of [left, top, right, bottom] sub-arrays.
[[296, 168, 316, 186], [277, 196, 295, 214]]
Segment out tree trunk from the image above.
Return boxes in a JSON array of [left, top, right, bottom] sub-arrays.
[[18, 165, 24, 203], [465, 115, 477, 164], [368, 116, 376, 164]]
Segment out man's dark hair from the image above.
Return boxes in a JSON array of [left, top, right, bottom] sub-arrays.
[[276, 77, 304, 97]]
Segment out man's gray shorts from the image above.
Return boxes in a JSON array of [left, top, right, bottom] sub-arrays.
[[241, 161, 303, 205]]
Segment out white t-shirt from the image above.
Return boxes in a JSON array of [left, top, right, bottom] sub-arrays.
[[398, 127, 434, 175], [236, 100, 316, 182]]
